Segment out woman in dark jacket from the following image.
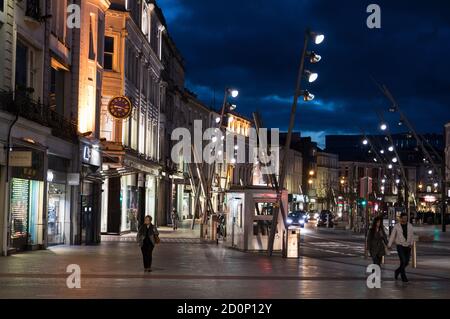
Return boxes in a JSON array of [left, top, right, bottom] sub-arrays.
[[367, 216, 388, 266], [137, 215, 159, 272]]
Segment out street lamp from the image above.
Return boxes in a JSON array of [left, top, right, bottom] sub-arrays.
[[230, 89, 239, 98], [380, 123, 387, 131], [304, 70, 318, 83], [392, 157, 398, 163], [307, 51, 322, 63], [300, 90, 315, 101], [388, 146, 394, 152], [388, 164, 393, 169], [271, 28, 325, 256], [310, 32, 325, 44]]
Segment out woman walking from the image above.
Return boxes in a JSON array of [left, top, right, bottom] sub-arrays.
[[367, 216, 388, 266], [137, 215, 159, 272]]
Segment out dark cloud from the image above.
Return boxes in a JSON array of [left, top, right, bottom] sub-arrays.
[[158, 0, 450, 147]]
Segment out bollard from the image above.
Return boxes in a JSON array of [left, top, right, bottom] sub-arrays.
[[412, 241, 417, 268]]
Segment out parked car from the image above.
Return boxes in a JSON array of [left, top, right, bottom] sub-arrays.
[[309, 210, 319, 220], [317, 210, 334, 228], [287, 211, 309, 228]]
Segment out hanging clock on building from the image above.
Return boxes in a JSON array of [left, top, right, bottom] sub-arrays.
[[108, 96, 132, 119]]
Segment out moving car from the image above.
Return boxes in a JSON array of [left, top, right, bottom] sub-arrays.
[[317, 210, 334, 228], [286, 211, 309, 228]]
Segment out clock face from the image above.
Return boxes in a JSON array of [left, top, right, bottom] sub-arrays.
[[108, 96, 132, 119]]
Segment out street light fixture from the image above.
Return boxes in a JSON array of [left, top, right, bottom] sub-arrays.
[[229, 89, 239, 98], [304, 70, 318, 83], [362, 139, 368, 145], [215, 117, 221, 124], [300, 90, 315, 101], [310, 32, 325, 45], [388, 146, 394, 152], [380, 123, 387, 131], [307, 51, 322, 63], [388, 164, 393, 169], [392, 157, 398, 163]]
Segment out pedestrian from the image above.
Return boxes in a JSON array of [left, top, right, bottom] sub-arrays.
[[367, 216, 388, 266], [388, 212, 414, 282], [171, 208, 180, 230], [136, 215, 159, 272]]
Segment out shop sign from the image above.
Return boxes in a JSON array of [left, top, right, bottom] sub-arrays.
[[82, 144, 101, 166], [11, 149, 45, 181], [68, 173, 80, 186], [9, 151, 32, 167], [424, 195, 437, 203]]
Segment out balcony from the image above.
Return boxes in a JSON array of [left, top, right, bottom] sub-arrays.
[[0, 89, 78, 143]]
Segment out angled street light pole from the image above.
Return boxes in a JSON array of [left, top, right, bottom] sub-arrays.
[[267, 29, 324, 256]]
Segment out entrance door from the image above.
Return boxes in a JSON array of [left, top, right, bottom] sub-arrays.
[[47, 183, 66, 245], [107, 177, 121, 234]]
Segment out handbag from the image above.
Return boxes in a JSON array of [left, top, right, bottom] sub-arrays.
[[383, 242, 390, 256]]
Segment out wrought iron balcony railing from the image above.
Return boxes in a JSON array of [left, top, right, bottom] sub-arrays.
[[0, 89, 78, 143]]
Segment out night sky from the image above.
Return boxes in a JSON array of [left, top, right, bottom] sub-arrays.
[[158, 0, 450, 148]]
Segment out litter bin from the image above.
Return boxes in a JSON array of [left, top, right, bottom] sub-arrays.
[[285, 226, 300, 258]]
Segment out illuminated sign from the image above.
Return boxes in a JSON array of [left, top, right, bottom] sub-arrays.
[[424, 195, 437, 203], [108, 96, 132, 119]]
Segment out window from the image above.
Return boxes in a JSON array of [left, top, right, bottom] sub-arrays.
[[51, 0, 67, 43], [88, 15, 96, 60], [97, 17, 105, 66], [104, 36, 114, 70], [49, 65, 66, 115], [0, 0, 4, 12], [25, 0, 41, 21], [15, 42, 28, 90]]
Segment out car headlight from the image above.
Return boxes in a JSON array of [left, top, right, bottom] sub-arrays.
[[314, 213, 319, 219], [287, 218, 293, 224], [300, 219, 305, 224]]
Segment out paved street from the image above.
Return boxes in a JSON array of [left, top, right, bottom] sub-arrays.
[[0, 224, 449, 299]]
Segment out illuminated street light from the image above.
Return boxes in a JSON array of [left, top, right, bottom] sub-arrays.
[[230, 158, 236, 164], [300, 90, 315, 101], [307, 51, 322, 63], [396, 179, 400, 184], [308, 179, 313, 185], [428, 170, 433, 175], [382, 179, 386, 184], [310, 32, 325, 45], [234, 145, 239, 150], [388, 146, 394, 152], [388, 164, 393, 169], [380, 123, 387, 131], [434, 182, 439, 187], [304, 70, 318, 83], [229, 89, 239, 98], [362, 139, 368, 145], [309, 170, 315, 176], [373, 158, 377, 162], [392, 157, 398, 163], [380, 149, 385, 154], [229, 104, 237, 111]]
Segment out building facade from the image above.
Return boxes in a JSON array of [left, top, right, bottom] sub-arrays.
[[99, 0, 164, 234]]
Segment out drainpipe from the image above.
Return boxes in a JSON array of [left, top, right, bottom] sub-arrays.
[[3, 111, 19, 256]]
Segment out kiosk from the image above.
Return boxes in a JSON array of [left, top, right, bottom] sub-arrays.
[[224, 186, 288, 252]]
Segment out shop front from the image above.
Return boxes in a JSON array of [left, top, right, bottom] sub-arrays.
[[79, 140, 103, 245], [8, 147, 46, 252], [101, 148, 159, 234]]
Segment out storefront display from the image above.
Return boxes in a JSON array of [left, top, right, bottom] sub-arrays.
[[10, 178, 44, 251]]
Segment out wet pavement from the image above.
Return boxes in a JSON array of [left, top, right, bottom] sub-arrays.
[[0, 224, 449, 299]]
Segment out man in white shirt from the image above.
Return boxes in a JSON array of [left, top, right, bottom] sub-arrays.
[[388, 212, 415, 282]]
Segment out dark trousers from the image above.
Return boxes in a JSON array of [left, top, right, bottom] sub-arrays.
[[372, 255, 382, 266], [396, 245, 411, 281], [141, 242, 154, 269]]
